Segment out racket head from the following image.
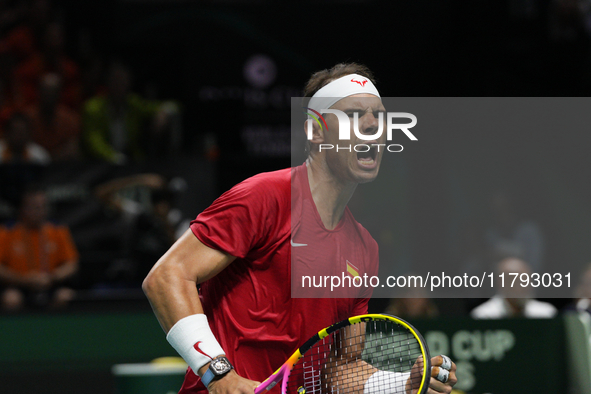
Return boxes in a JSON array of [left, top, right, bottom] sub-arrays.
[[273, 314, 431, 394]]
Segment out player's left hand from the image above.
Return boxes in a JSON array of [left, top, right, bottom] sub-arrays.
[[406, 355, 457, 394], [427, 355, 457, 393]]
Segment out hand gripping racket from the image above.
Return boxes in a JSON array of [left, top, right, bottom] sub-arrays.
[[254, 314, 431, 394]]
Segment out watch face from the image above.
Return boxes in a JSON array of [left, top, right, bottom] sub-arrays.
[[211, 358, 232, 375]]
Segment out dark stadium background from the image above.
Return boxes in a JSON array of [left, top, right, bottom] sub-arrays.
[[1, 0, 590, 393]]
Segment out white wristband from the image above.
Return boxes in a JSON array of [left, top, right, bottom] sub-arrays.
[[166, 314, 225, 375], [364, 370, 410, 394]]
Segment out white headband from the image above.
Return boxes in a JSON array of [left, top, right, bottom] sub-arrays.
[[307, 73, 380, 113]]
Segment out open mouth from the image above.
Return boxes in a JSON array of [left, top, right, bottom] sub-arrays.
[[356, 145, 377, 167]]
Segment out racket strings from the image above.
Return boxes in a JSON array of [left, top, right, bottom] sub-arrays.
[[285, 320, 424, 394]]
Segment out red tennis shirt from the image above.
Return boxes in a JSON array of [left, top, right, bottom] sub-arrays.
[[180, 163, 379, 393]]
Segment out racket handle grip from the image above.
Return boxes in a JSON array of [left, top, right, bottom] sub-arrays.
[[254, 364, 287, 394], [254, 378, 276, 394]]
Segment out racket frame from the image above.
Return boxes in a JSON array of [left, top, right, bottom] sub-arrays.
[[254, 313, 431, 394]]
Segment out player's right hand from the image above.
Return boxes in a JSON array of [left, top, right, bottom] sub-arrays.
[[206, 369, 260, 394]]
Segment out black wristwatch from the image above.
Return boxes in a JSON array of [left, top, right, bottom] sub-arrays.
[[201, 356, 233, 388]]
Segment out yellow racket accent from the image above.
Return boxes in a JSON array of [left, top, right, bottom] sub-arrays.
[[255, 313, 431, 394], [348, 314, 430, 394]]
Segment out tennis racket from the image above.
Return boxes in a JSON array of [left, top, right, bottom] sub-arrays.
[[254, 314, 431, 394]]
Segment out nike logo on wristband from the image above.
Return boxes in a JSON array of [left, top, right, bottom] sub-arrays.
[[194, 341, 213, 359], [291, 239, 308, 247]]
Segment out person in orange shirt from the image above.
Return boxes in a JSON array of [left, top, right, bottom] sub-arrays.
[[0, 186, 78, 310]]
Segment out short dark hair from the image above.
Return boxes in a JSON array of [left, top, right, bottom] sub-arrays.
[[303, 63, 377, 98], [301, 63, 377, 156]]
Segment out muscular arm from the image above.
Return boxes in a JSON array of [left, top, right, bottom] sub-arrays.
[[142, 229, 259, 393], [142, 228, 235, 333], [323, 323, 377, 393]]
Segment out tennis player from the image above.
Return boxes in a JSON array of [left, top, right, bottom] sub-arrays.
[[143, 63, 457, 394]]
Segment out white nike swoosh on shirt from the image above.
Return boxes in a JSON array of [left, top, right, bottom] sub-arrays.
[[290, 239, 308, 247]]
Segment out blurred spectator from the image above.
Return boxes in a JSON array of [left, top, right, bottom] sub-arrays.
[[95, 173, 189, 237], [83, 62, 179, 164], [471, 257, 557, 319], [0, 0, 50, 63], [129, 188, 180, 282], [0, 111, 50, 164], [0, 186, 78, 311], [13, 20, 81, 109], [485, 191, 544, 272], [563, 262, 591, 312], [0, 111, 45, 213], [24, 73, 80, 159], [95, 173, 167, 216], [94, 173, 188, 285], [385, 285, 439, 319], [0, 0, 60, 131]]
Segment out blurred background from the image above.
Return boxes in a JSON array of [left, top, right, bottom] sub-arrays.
[[1, 0, 591, 393]]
